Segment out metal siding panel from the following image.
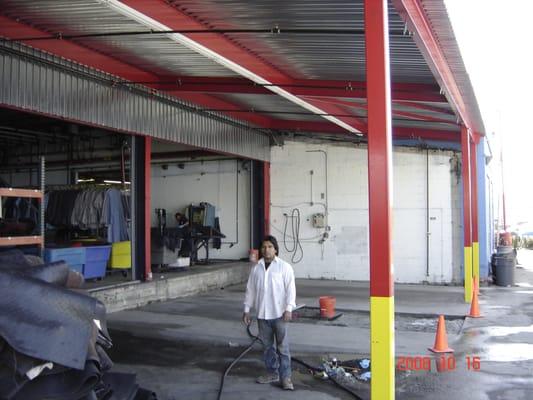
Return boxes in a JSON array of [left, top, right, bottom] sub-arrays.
[[38, 64, 45, 113], [0, 53, 4, 103], [0, 44, 269, 161], [3, 54, 11, 106], [13, 55, 18, 107], [8, 56, 16, 108]]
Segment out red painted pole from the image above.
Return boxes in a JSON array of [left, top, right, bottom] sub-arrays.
[[470, 137, 478, 244], [461, 126, 472, 248], [366, 0, 394, 299]]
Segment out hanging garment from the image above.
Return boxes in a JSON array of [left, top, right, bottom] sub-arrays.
[[71, 189, 106, 229], [101, 188, 129, 243], [46, 190, 80, 227]]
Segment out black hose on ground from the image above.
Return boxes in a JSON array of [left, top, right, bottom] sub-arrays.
[[245, 322, 364, 400], [216, 321, 365, 400], [216, 335, 260, 400]]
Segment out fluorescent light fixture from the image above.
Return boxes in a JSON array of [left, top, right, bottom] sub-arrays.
[[76, 178, 95, 183], [103, 180, 131, 185], [98, 0, 361, 134]]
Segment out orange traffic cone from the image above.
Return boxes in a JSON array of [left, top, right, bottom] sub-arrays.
[[428, 315, 454, 353], [468, 284, 482, 318], [473, 276, 479, 295]]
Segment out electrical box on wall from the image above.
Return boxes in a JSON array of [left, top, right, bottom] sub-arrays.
[[311, 213, 326, 228]]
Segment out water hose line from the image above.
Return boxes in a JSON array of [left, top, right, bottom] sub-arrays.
[[216, 321, 363, 400]]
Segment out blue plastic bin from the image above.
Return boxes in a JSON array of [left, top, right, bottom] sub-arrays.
[[44, 248, 85, 274], [83, 245, 111, 279]]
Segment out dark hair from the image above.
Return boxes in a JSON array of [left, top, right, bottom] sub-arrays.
[[261, 235, 279, 255]]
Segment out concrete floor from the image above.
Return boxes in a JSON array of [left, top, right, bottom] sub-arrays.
[[105, 250, 533, 400]]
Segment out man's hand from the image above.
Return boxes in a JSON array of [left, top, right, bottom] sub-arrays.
[[242, 312, 251, 325], [282, 311, 292, 322]]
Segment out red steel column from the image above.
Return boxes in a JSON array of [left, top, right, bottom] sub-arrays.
[[461, 126, 472, 301], [144, 136, 152, 281], [470, 134, 479, 284], [365, 0, 394, 398], [263, 161, 271, 236]]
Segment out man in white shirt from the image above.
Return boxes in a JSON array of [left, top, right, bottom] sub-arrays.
[[243, 235, 296, 391]]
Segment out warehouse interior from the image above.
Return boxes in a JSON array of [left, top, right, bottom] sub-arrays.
[[0, 107, 261, 287]]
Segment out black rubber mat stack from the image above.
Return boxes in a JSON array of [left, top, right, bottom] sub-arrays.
[[0, 249, 157, 400]]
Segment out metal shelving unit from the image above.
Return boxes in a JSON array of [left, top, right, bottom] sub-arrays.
[[0, 188, 44, 248]]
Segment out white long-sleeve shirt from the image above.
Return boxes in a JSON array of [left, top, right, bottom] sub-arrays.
[[243, 256, 296, 320]]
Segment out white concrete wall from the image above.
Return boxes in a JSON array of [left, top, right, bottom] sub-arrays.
[[270, 141, 461, 283], [151, 159, 250, 260]]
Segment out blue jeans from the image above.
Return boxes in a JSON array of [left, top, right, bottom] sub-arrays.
[[258, 318, 291, 379]]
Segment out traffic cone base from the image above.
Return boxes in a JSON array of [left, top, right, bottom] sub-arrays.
[[428, 346, 454, 353], [429, 315, 454, 353], [467, 288, 482, 318]]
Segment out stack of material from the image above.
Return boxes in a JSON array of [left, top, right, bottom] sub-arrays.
[[0, 250, 156, 400]]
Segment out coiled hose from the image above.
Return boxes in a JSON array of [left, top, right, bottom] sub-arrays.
[[216, 321, 364, 400]]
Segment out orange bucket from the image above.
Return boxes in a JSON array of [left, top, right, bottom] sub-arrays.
[[319, 296, 336, 318]]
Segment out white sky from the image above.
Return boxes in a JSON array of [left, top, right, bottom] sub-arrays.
[[444, 0, 533, 226]]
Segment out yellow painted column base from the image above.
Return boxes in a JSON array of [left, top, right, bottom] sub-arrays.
[[371, 296, 395, 400], [472, 242, 479, 283], [464, 246, 473, 302]]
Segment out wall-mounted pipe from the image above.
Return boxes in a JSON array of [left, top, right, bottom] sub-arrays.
[[305, 149, 329, 223]]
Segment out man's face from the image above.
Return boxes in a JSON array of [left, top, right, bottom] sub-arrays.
[[261, 240, 276, 261]]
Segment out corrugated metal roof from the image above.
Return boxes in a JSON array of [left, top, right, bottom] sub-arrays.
[[221, 93, 325, 121], [393, 0, 485, 134], [0, 0, 484, 139], [1, 0, 240, 77], [166, 0, 436, 83], [422, 0, 484, 134]]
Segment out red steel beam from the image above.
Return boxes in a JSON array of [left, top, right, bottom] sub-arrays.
[[461, 125, 472, 248], [303, 95, 456, 125], [366, 0, 394, 299], [395, 100, 455, 116], [392, 0, 471, 129], [155, 76, 445, 103]]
